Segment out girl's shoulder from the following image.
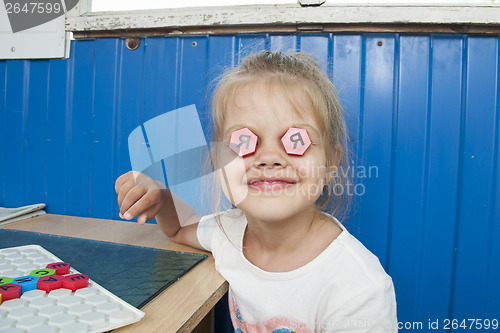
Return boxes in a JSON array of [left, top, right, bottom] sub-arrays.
[[324, 215, 391, 283], [198, 209, 247, 248]]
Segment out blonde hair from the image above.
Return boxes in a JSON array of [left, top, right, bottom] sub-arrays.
[[210, 50, 352, 220]]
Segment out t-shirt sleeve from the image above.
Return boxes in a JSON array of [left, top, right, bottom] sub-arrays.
[[323, 278, 398, 332], [196, 213, 218, 252]]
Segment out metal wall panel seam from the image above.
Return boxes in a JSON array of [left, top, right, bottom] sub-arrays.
[[90, 39, 120, 219], [422, 35, 464, 324], [4, 61, 25, 207], [416, 35, 433, 321], [25, 60, 50, 206], [448, 34, 468, 321], [88, 41, 97, 217], [112, 39, 124, 217], [44, 62, 51, 205], [21, 61, 30, 205], [64, 43, 76, 216], [199, 36, 215, 141], [385, 34, 401, 274], [139, 37, 148, 125], [358, 35, 367, 196], [142, 38, 166, 124], [116, 38, 147, 221], [357, 35, 396, 264], [484, 35, 500, 314], [0, 61, 5, 204], [327, 33, 334, 82], [385, 35, 413, 321], [78, 40, 93, 217], [0, 62, 8, 204], [110, 38, 122, 218], [205, 35, 236, 140], [21, 61, 28, 205], [331, 34, 363, 227], [174, 37, 182, 110], [114, 38, 125, 182], [484, 35, 500, 317], [45, 57, 69, 214], [83, 40, 96, 217], [346, 34, 368, 241]]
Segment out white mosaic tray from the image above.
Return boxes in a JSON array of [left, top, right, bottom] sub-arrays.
[[0, 245, 145, 333]]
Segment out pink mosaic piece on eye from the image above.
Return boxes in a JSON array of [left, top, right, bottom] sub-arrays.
[[229, 128, 258, 157], [281, 128, 311, 156]]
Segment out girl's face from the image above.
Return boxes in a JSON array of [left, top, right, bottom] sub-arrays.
[[217, 80, 329, 223]]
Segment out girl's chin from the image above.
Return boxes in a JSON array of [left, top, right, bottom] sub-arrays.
[[237, 197, 317, 221], [241, 208, 316, 226]]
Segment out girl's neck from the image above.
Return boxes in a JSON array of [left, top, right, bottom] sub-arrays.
[[242, 207, 341, 272], [243, 207, 341, 257], [243, 206, 322, 254]]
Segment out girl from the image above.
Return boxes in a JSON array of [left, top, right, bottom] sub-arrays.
[[115, 51, 397, 332]]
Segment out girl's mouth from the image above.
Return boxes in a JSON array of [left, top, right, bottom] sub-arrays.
[[247, 178, 297, 192]]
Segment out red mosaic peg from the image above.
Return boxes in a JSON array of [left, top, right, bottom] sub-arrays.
[[46, 262, 71, 275], [281, 128, 311, 156], [0, 283, 22, 301], [37, 275, 64, 293], [230, 128, 258, 157], [62, 274, 89, 292]]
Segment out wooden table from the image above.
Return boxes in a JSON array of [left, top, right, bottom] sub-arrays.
[[1, 214, 228, 332]]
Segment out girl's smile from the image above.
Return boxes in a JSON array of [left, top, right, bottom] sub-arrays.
[[246, 176, 297, 193]]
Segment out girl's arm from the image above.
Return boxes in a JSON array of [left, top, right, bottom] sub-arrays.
[[115, 171, 205, 250]]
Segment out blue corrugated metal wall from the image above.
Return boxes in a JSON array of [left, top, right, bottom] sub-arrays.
[[1, 34, 499, 331]]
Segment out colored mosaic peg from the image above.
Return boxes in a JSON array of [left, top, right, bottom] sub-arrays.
[[46, 262, 71, 275], [0, 283, 22, 301], [30, 268, 56, 278], [281, 127, 311, 156], [12, 276, 39, 293], [37, 274, 64, 293], [230, 128, 258, 157], [0, 277, 14, 285], [62, 274, 89, 292]]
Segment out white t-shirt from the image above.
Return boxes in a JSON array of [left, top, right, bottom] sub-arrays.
[[197, 209, 398, 333]]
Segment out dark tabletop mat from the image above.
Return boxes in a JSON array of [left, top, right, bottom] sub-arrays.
[[0, 228, 207, 308]]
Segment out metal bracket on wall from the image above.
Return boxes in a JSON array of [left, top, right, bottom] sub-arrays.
[[125, 37, 141, 51]]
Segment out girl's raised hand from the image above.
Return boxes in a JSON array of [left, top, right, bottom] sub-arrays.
[[115, 171, 167, 225]]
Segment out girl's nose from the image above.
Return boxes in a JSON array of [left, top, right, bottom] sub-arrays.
[[252, 140, 287, 168]]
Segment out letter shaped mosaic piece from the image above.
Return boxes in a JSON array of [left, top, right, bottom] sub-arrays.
[[37, 275, 64, 293], [12, 276, 39, 293], [62, 274, 89, 292], [46, 262, 70, 275], [229, 128, 258, 157], [0, 283, 22, 302], [281, 128, 311, 156]]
